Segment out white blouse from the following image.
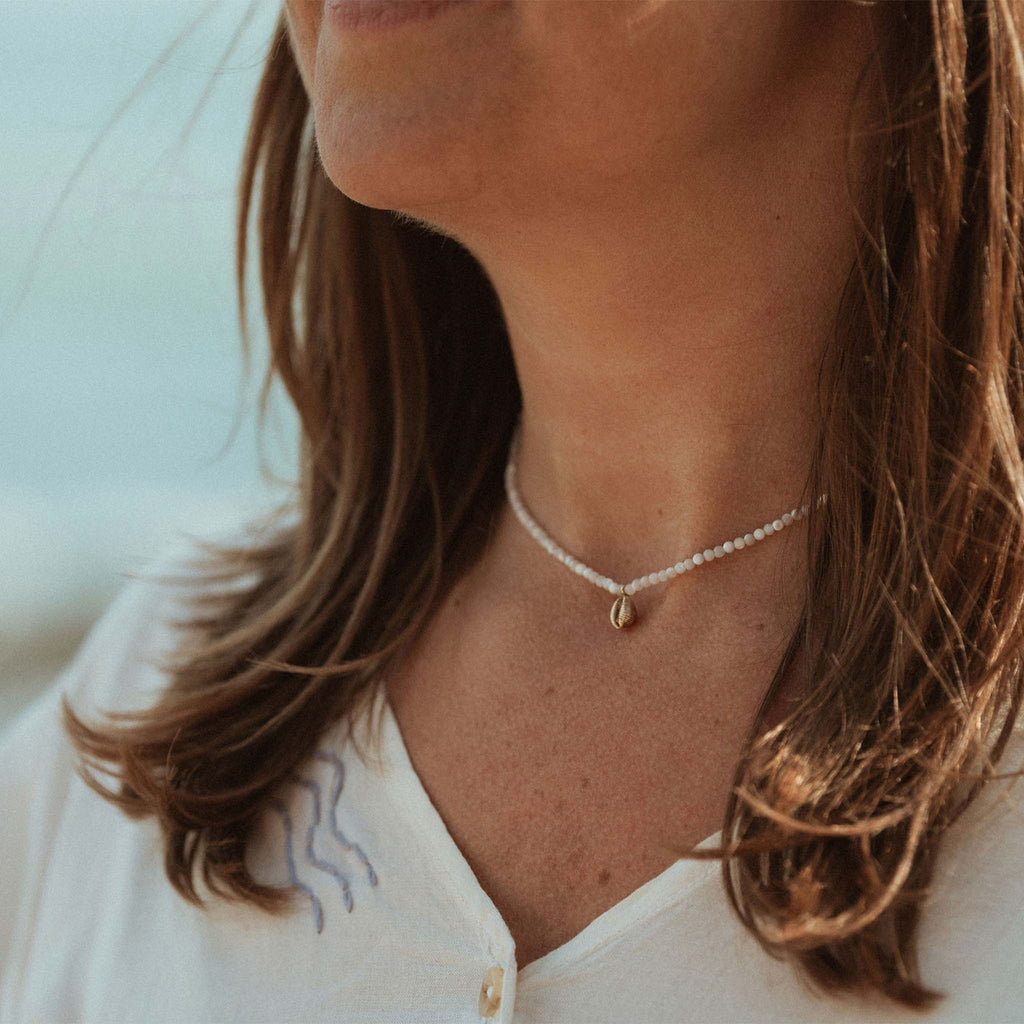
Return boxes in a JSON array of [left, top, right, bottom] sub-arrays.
[[3, 543, 1024, 1023]]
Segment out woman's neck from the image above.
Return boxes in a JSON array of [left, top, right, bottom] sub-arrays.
[[465, 100, 865, 579]]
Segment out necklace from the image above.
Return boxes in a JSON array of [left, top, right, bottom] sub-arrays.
[[503, 422, 816, 630]]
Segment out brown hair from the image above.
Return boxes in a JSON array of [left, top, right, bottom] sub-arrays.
[[64, 0, 1024, 1010]]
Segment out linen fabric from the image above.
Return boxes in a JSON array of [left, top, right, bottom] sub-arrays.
[[3, 541, 1024, 1023]]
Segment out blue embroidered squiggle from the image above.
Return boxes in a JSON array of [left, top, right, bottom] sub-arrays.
[[270, 797, 324, 934], [271, 750, 379, 933], [291, 775, 355, 912], [315, 749, 379, 886]]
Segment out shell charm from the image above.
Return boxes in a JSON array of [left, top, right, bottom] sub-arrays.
[[610, 589, 637, 629]]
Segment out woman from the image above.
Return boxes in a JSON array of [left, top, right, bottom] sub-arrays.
[[4, 0, 1024, 1019]]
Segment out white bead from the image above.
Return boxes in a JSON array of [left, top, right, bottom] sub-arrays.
[[781, 512, 793, 526], [733, 537, 745, 549], [744, 533, 755, 545], [683, 558, 695, 571], [763, 523, 775, 536], [675, 561, 686, 573], [658, 569, 671, 583], [714, 545, 726, 558], [624, 582, 637, 596], [753, 529, 765, 541], [773, 519, 784, 532], [703, 548, 715, 561], [692, 553, 704, 566]]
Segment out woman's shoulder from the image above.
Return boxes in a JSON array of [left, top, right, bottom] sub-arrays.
[[0, 523, 254, 788], [2, 508, 290, 772], [915, 721, 1024, 1014], [0, 532, 220, 989], [7, 529, 236, 732]]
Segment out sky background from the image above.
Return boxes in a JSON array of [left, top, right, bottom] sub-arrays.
[[0, 1, 295, 722]]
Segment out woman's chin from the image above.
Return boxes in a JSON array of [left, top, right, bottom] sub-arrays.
[[318, 148, 448, 215], [314, 115, 483, 219]]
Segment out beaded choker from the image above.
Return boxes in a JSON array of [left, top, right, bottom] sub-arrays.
[[504, 422, 815, 629]]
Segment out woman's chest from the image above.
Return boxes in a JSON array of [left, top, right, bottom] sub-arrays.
[[384, 655, 750, 970]]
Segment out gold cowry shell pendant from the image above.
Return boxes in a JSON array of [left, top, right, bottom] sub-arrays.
[[610, 588, 637, 629]]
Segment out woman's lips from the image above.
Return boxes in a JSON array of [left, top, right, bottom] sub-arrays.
[[325, 0, 474, 32]]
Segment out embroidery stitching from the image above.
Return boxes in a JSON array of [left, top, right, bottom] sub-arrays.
[[270, 798, 325, 934], [291, 775, 355, 912], [271, 749, 379, 933], [315, 750, 379, 887]]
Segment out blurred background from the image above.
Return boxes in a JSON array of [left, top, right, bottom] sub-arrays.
[[0, 1, 295, 728]]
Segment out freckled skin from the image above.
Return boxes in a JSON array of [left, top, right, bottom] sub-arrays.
[[284, 0, 879, 976]]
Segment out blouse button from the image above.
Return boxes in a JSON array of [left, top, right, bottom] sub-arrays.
[[478, 965, 504, 1018]]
